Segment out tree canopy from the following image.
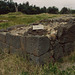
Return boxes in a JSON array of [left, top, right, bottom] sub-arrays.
[[60, 7, 71, 14], [0, 0, 75, 14]]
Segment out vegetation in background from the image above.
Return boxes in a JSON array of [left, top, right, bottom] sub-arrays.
[[0, 0, 75, 15], [60, 7, 71, 14], [47, 6, 59, 14]]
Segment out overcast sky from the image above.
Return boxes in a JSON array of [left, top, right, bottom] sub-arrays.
[[13, 0, 75, 10]]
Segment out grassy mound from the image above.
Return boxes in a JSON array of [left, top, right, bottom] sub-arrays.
[[0, 13, 61, 29]]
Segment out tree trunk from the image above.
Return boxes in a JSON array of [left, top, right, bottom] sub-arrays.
[[14, 4, 18, 12]]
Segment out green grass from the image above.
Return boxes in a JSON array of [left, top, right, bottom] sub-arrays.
[[0, 12, 62, 29]]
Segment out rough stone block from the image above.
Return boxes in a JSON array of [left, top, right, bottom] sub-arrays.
[[0, 32, 6, 43], [9, 46, 23, 56], [0, 42, 9, 53], [64, 43, 74, 55], [6, 33, 21, 49], [59, 34, 75, 44], [26, 36, 50, 56], [29, 51, 52, 64], [53, 41, 64, 60]]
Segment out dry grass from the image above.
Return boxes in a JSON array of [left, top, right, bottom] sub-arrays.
[[0, 52, 75, 75], [0, 53, 44, 75]]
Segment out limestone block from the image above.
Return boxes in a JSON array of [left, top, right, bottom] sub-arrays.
[[6, 33, 21, 49], [0, 32, 6, 43], [26, 36, 50, 56], [0, 41, 9, 53]]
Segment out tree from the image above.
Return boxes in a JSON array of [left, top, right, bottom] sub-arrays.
[[14, 3, 18, 12], [41, 6, 47, 13], [7, 1, 15, 12], [25, 1, 29, 6], [60, 7, 70, 14], [8, 0, 18, 12], [47, 6, 59, 14], [0, 1, 10, 14]]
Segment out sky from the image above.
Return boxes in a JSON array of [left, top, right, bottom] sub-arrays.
[[13, 0, 75, 10]]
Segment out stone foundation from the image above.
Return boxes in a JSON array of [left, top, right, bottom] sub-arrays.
[[0, 16, 75, 64]]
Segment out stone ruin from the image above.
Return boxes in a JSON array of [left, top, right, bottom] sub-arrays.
[[0, 16, 75, 64]]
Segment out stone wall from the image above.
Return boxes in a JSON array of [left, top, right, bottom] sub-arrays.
[[0, 17, 75, 65], [0, 32, 52, 64]]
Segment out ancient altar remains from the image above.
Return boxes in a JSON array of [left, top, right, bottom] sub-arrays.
[[0, 16, 75, 64]]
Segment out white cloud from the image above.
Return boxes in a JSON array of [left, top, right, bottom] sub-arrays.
[[13, 0, 75, 10]]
